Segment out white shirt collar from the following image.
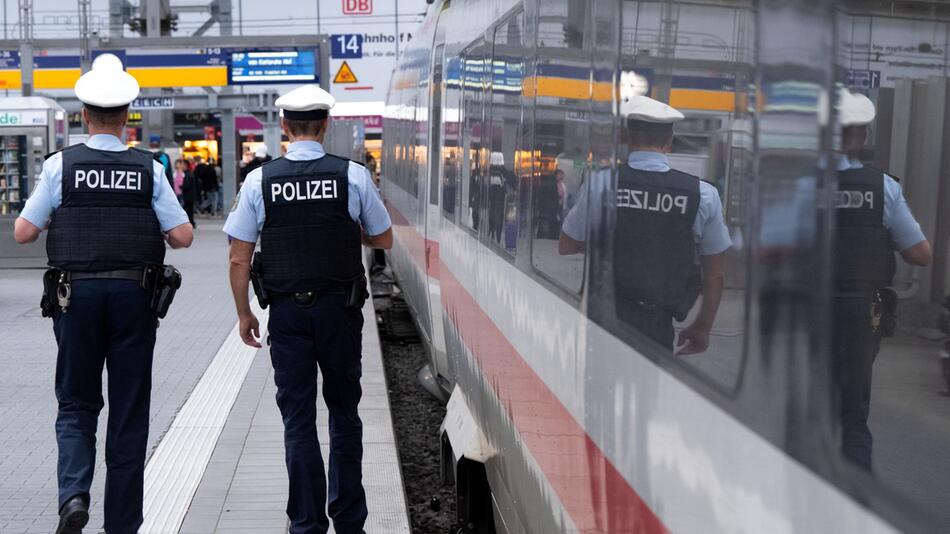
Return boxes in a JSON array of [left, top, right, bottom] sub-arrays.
[[85, 134, 127, 152]]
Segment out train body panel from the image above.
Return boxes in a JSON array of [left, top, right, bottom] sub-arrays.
[[383, 0, 950, 532]]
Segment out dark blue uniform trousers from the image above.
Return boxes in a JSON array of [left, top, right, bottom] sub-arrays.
[[53, 279, 156, 534], [268, 293, 367, 534], [833, 295, 882, 470]]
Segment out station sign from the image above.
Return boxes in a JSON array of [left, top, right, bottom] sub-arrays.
[[331, 34, 363, 59], [846, 69, 881, 90], [0, 109, 48, 126], [131, 96, 175, 109], [342, 0, 373, 15]]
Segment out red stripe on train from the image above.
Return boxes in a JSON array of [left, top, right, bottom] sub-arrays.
[[385, 201, 669, 534], [386, 200, 440, 279]]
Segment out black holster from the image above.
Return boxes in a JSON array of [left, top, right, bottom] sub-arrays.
[[143, 264, 182, 319], [41, 268, 63, 318], [251, 252, 270, 309], [345, 275, 369, 309], [879, 287, 898, 337]]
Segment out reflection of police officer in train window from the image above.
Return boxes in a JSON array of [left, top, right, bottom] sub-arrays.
[[559, 92, 731, 354], [833, 88, 932, 469], [223, 85, 393, 534], [12, 54, 194, 534]]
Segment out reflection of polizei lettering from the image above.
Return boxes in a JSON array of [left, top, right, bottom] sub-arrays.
[[617, 188, 688, 214], [74, 169, 142, 190], [835, 190, 874, 209], [271, 180, 338, 202]]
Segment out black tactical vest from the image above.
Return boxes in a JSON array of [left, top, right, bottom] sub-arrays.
[[614, 166, 701, 310], [260, 154, 363, 294], [834, 166, 895, 292], [46, 144, 165, 271]]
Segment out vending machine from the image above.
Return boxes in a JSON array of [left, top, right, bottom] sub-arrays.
[[0, 97, 66, 215]]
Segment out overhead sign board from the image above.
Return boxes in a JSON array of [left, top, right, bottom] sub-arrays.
[[131, 96, 175, 109], [229, 49, 317, 85]]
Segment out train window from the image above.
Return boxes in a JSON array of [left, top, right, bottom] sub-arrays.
[[578, 0, 751, 392], [486, 12, 525, 255], [442, 56, 462, 219], [529, 0, 591, 294], [459, 42, 490, 231], [825, 7, 950, 529]]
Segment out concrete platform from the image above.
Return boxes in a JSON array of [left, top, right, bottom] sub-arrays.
[[0, 220, 410, 533]]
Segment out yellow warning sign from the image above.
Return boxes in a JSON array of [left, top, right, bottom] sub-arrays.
[[333, 61, 358, 84]]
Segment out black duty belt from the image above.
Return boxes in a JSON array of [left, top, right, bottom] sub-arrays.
[[69, 269, 145, 282]]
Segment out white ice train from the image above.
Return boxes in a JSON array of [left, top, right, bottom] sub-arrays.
[[381, 0, 950, 532]]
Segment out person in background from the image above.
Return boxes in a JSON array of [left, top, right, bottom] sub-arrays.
[[195, 156, 219, 216], [242, 144, 271, 182], [151, 140, 173, 189], [214, 158, 224, 214], [176, 158, 198, 228], [173, 158, 185, 204]]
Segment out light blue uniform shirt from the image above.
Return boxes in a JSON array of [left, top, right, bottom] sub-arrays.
[[223, 140, 391, 243], [19, 134, 188, 231], [837, 156, 926, 251], [561, 151, 733, 256]]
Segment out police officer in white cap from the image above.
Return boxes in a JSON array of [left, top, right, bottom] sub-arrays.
[[560, 88, 731, 354], [224, 84, 392, 534], [833, 88, 931, 469], [13, 53, 193, 533]]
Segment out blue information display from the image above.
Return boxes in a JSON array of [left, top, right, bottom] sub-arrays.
[[229, 49, 317, 85], [331, 34, 363, 59]]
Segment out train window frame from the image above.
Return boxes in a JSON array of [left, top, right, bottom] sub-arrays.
[[429, 44, 446, 207], [457, 37, 491, 237], [481, 9, 526, 261], [525, 0, 594, 299]]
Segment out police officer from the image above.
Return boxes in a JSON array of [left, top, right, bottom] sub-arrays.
[[224, 84, 392, 534], [559, 93, 731, 354], [833, 88, 931, 469], [12, 54, 193, 534]]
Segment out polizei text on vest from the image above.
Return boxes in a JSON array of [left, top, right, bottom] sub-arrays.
[[617, 188, 690, 215], [74, 169, 144, 191], [270, 179, 340, 203]]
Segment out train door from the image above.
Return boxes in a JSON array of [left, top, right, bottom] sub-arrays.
[[426, 40, 453, 388]]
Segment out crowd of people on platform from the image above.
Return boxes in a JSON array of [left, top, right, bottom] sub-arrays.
[[152, 152, 224, 228]]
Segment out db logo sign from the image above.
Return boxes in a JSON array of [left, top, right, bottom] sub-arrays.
[[342, 0, 372, 15]]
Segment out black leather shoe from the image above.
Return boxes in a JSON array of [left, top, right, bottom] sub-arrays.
[[55, 496, 89, 534]]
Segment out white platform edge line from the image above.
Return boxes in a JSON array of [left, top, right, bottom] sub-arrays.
[[140, 300, 268, 534], [361, 281, 413, 532]]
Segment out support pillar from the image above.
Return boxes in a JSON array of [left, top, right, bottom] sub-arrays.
[[221, 109, 237, 212]]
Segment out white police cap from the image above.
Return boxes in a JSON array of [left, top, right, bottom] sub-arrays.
[[622, 94, 684, 124], [74, 53, 139, 108], [838, 87, 876, 127], [276, 85, 335, 120]]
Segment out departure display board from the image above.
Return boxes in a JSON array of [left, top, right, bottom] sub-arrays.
[[229, 49, 317, 85]]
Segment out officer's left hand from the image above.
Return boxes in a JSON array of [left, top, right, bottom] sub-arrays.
[[675, 325, 710, 356]]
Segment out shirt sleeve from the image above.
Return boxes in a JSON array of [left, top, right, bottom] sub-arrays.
[[349, 162, 392, 237], [151, 161, 189, 231], [223, 168, 265, 243], [561, 172, 597, 241], [883, 174, 927, 251], [18, 154, 60, 228], [695, 182, 732, 256]]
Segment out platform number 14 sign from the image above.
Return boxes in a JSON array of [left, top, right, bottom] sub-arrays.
[[342, 0, 372, 15], [331, 34, 363, 59]]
